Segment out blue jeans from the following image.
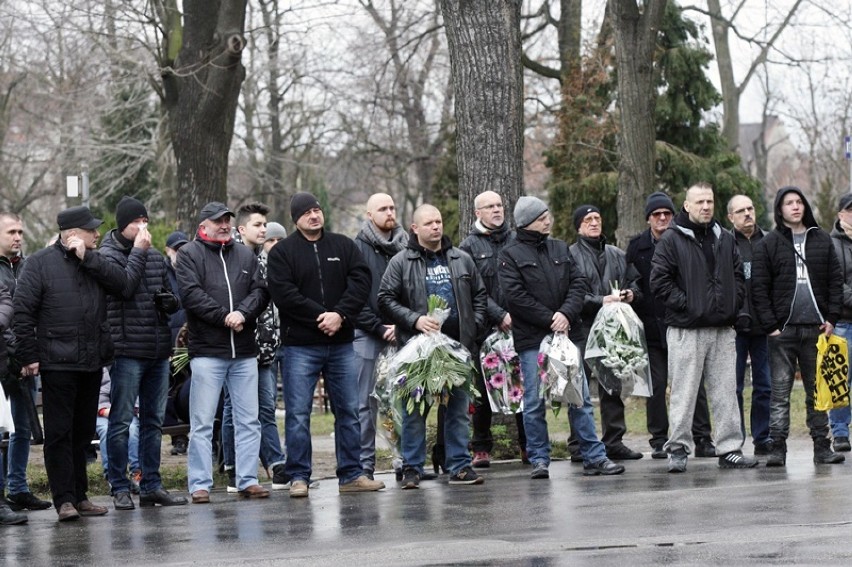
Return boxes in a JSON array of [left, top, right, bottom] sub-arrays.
[[519, 349, 607, 466], [735, 333, 772, 446], [97, 415, 139, 477], [106, 357, 169, 494], [282, 344, 362, 484], [221, 364, 285, 470], [400, 383, 472, 476], [354, 331, 384, 472], [187, 357, 260, 493], [829, 322, 852, 438], [1, 379, 37, 495]]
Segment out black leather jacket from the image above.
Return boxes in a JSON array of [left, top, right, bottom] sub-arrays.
[[378, 235, 487, 352], [458, 223, 514, 329]]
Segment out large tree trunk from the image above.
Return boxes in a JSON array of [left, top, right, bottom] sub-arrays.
[[707, 0, 739, 151], [161, 0, 248, 231], [441, 0, 524, 234], [609, 0, 667, 247]]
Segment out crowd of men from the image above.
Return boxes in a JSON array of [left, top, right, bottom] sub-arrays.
[[2, 181, 850, 524]]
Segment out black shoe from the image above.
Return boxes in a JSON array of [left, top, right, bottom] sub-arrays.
[[814, 437, 845, 464], [448, 466, 484, 485], [718, 451, 759, 469], [569, 452, 583, 463], [694, 439, 716, 458], [833, 436, 851, 452], [113, 491, 135, 511], [400, 467, 420, 490], [530, 463, 549, 480], [170, 435, 188, 456], [766, 439, 787, 467], [607, 444, 644, 461], [431, 444, 447, 474], [419, 471, 438, 481], [668, 448, 688, 473], [271, 464, 290, 490], [139, 489, 188, 507], [651, 445, 667, 460], [6, 491, 52, 511], [754, 441, 773, 456], [0, 502, 27, 525], [226, 468, 238, 494], [583, 459, 625, 476]]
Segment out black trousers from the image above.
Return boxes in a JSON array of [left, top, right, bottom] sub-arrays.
[[41, 369, 102, 509]]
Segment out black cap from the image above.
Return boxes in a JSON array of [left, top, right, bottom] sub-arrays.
[[838, 194, 852, 212], [572, 204, 601, 230], [115, 196, 148, 232], [57, 206, 103, 231], [645, 191, 676, 219], [166, 231, 189, 250], [290, 192, 322, 223], [197, 201, 233, 223]]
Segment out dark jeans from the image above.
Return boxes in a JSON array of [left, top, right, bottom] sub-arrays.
[[470, 360, 527, 453], [41, 369, 101, 509], [735, 333, 772, 446], [768, 324, 828, 441], [646, 343, 712, 450]]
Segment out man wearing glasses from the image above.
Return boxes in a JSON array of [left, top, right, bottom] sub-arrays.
[[727, 195, 772, 457], [626, 192, 715, 460]]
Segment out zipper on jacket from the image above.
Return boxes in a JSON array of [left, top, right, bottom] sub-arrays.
[[313, 243, 326, 307], [220, 246, 236, 358]]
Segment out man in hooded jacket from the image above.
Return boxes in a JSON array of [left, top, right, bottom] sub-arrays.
[[752, 186, 845, 467]]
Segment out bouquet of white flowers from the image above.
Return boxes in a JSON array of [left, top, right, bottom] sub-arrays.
[[538, 332, 584, 415], [584, 287, 652, 399], [371, 344, 402, 464]]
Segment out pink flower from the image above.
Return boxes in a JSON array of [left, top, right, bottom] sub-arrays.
[[539, 371, 549, 384], [537, 352, 546, 366], [489, 372, 507, 389], [509, 386, 524, 403], [499, 345, 517, 362], [482, 352, 501, 370]]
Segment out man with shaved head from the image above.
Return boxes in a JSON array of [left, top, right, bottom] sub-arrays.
[[353, 193, 407, 478], [459, 191, 527, 468], [378, 204, 488, 488]]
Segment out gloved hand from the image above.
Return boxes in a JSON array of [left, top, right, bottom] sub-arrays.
[[735, 312, 752, 334], [153, 288, 180, 315]]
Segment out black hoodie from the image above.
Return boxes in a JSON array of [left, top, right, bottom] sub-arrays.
[[751, 186, 843, 333]]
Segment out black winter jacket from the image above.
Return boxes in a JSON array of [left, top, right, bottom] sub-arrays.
[[176, 235, 269, 358], [569, 235, 641, 331], [100, 230, 175, 360], [13, 240, 126, 372], [0, 254, 22, 362], [650, 214, 744, 329], [268, 229, 371, 346], [498, 228, 587, 352], [354, 223, 407, 339], [378, 235, 487, 352], [832, 222, 852, 321], [626, 229, 667, 346], [732, 226, 767, 336], [458, 223, 514, 328], [751, 188, 842, 333]]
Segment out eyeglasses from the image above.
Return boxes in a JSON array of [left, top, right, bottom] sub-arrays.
[[581, 215, 602, 225], [477, 203, 504, 211], [650, 211, 672, 219], [732, 206, 755, 215]]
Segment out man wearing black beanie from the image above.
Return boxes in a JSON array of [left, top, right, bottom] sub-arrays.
[[115, 196, 149, 233]]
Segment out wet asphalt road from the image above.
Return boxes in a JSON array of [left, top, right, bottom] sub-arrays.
[[3, 439, 852, 566]]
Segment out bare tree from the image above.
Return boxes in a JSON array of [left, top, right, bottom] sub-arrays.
[[440, 0, 525, 232]]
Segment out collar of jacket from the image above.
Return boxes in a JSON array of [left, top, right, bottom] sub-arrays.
[[516, 227, 549, 246], [195, 229, 234, 250], [774, 223, 817, 242], [407, 232, 453, 256], [577, 234, 605, 252], [733, 226, 765, 242], [470, 219, 510, 243], [673, 212, 721, 241]]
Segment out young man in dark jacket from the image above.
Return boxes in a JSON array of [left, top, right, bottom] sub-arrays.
[[650, 182, 757, 473], [378, 204, 488, 488], [267, 192, 384, 497], [499, 196, 624, 480], [353, 193, 407, 478], [752, 186, 844, 467], [726, 195, 772, 456], [626, 193, 715, 459], [13, 206, 126, 521], [176, 201, 270, 504], [459, 190, 526, 468], [828, 193, 852, 453], [569, 204, 642, 461], [100, 197, 186, 510]]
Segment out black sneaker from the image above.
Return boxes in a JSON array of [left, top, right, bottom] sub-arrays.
[[814, 437, 845, 464], [718, 451, 759, 469], [569, 452, 583, 463], [766, 439, 787, 467], [694, 439, 716, 458], [448, 466, 484, 485], [583, 459, 625, 476], [170, 435, 188, 456], [754, 441, 773, 456], [400, 467, 420, 490], [530, 463, 549, 479], [607, 444, 644, 460], [651, 445, 667, 460], [6, 491, 52, 511], [833, 436, 851, 452], [271, 464, 290, 490], [668, 448, 688, 473], [226, 468, 238, 493]]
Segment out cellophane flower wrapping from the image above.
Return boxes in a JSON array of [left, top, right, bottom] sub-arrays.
[[583, 298, 652, 399], [479, 329, 524, 414], [538, 332, 584, 415], [388, 296, 478, 416], [371, 344, 402, 464]]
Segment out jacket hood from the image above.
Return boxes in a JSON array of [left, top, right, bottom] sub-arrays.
[[407, 231, 453, 255], [774, 186, 818, 230]]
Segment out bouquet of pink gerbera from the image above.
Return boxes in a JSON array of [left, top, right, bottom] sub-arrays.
[[479, 329, 524, 414]]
